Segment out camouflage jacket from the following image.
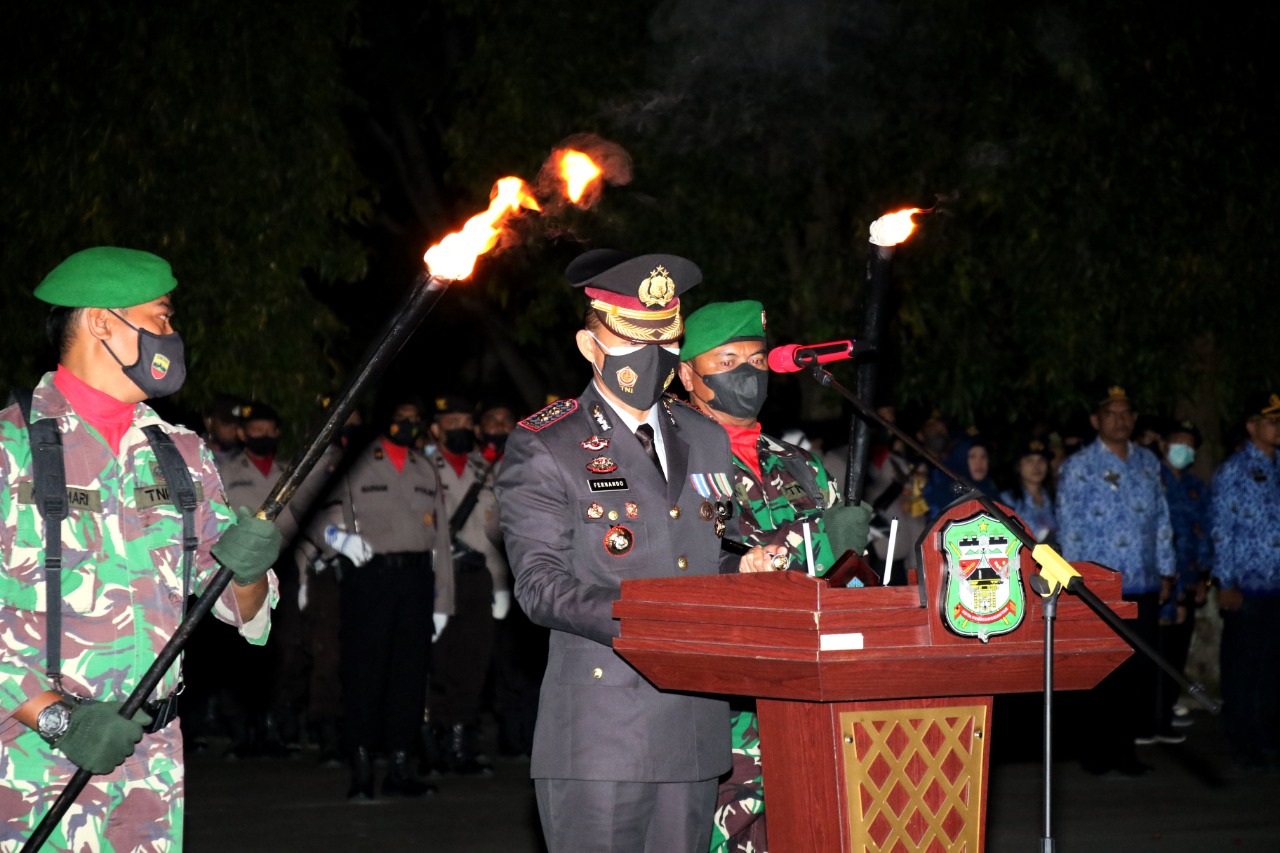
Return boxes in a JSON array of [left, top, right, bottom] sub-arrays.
[[1, 373, 276, 766], [733, 432, 842, 576]]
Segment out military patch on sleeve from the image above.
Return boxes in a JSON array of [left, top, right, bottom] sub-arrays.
[[519, 398, 579, 432]]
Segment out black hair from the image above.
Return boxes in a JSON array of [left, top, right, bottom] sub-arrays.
[[45, 306, 85, 358]]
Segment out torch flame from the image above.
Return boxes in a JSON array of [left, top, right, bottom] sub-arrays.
[[424, 177, 541, 281], [870, 208, 921, 247], [558, 150, 603, 204], [422, 135, 625, 282]]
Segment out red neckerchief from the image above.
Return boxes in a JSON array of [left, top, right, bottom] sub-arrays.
[[723, 422, 764, 481], [481, 444, 503, 465], [439, 446, 469, 478], [53, 364, 135, 454], [247, 452, 275, 478], [381, 437, 408, 473]]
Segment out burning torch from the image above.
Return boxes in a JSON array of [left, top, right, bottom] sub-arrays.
[[843, 207, 922, 505], [23, 139, 626, 852]]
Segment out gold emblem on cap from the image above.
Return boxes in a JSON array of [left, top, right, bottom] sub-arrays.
[[638, 265, 675, 307], [1029, 440, 1045, 452], [1108, 386, 1127, 401]]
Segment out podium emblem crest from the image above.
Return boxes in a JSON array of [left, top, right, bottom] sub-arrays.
[[939, 512, 1025, 642]]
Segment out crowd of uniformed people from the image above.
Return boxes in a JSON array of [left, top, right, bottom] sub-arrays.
[[3, 245, 1278, 853]]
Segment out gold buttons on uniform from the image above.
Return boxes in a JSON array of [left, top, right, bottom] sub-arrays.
[[608, 510, 619, 521], [592, 667, 603, 679], [669, 506, 681, 519], [677, 556, 689, 570]]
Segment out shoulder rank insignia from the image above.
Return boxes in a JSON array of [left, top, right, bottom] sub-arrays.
[[587, 456, 619, 474], [519, 398, 578, 432], [581, 435, 610, 452], [590, 403, 613, 432]]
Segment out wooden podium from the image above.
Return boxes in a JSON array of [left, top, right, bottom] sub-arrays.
[[613, 499, 1133, 853]]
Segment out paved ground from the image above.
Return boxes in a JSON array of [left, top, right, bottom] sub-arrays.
[[186, 698, 1279, 852]]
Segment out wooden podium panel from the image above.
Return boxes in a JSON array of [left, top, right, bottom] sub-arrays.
[[613, 499, 1133, 852]]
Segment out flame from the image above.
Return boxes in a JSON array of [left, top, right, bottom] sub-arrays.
[[423, 135, 627, 281], [558, 150, 603, 204], [875, 208, 921, 246], [424, 177, 541, 281]]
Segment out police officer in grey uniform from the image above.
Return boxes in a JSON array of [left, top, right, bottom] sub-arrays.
[[426, 394, 508, 774], [321, 395, 454, 799], [495, 250, 781, 853]]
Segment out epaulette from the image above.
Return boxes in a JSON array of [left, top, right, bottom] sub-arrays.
[[664, 394, 714, 423], [519, 398, 579, 432]]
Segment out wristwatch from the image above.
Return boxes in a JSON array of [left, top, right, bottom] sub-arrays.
[[36, 699, 76, 745]]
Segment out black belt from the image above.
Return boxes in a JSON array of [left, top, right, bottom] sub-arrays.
[[376, 551, 433, 569]]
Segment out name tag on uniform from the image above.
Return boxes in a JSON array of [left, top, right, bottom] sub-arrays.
[[589, 478, 629, 492], [135, 482, 205, 510], [17, 483, 104, 513], [361, 484, 389, 493]]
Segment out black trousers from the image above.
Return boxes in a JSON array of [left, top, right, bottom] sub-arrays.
[[1074, 591, 1159, 769], [1220, 594, 1280, 759], [340, 551, 434, 754], [429, 559, 494, 727]]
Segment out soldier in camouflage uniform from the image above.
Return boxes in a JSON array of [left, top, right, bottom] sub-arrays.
[[678, 301, 872, 853], [1, 248, 282, 851]]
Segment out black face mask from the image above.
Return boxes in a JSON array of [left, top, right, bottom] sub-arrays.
[[103, 310, 187, 399], [442, 428, 476, 455], [697, 363, 769, 420], [386, 418, 419, 447], [244, 435, 279, 457], [481, 432, 508, 455], [592, 335, 679, 411]]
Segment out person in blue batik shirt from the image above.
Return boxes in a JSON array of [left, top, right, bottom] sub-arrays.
[[999, 438, 1058, 546], [1057, 385, 1175, 774], [1210, 394, 1280, 773], [1155, 418, 1212, 734]]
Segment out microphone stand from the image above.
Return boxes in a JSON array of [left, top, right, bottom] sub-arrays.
[[802, 362, 1220, 850]]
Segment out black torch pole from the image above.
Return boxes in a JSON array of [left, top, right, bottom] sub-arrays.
[[23, 272, 452, 852], [843, 242, 894, 504]]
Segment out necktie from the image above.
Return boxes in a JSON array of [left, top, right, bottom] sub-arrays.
[[635, 423, 664, 480]]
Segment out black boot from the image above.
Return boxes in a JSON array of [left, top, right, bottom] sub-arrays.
[[444, 723, 493, 776], [317, 720, 342, 768], [421, 723, 447, 776], [346, 746, 375, 802], [382, 749, 437, 797]]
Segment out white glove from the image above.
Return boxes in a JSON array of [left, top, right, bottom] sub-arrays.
[[432, 612, 449, 641], [298, 579, 310, 613], [323, 525, 374, 567], [492, 589, 512, 621]]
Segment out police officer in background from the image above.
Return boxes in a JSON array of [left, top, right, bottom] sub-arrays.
[[496, 250, 780, 853], [320, 394, 454, 800], [425, 395, 508, 775]]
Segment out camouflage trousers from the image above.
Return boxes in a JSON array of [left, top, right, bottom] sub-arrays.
[[709, 709, 766, 853], [0, 727, 183, 852]]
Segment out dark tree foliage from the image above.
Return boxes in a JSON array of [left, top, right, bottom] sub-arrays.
[[4, 0, 1274, 463], [1, 1, 368, 439], [434, 0, 1278, 455]]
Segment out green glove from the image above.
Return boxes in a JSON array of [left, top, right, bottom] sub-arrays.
[[824, 500, 874, 558], [58, 701, 152, 775], [211, 506, 282, 585]]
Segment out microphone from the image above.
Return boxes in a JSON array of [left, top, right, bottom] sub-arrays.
[[767, 340, 858, 374]]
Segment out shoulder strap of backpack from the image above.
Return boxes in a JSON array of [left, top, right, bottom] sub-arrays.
[[17, 389, 71, 692]]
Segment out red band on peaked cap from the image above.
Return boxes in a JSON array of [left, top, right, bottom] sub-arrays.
[[567, 249, 701, 310]]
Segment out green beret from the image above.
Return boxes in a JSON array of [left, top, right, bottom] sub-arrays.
[[34, 247, 177, 308], [680, 300, 767, 362]]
